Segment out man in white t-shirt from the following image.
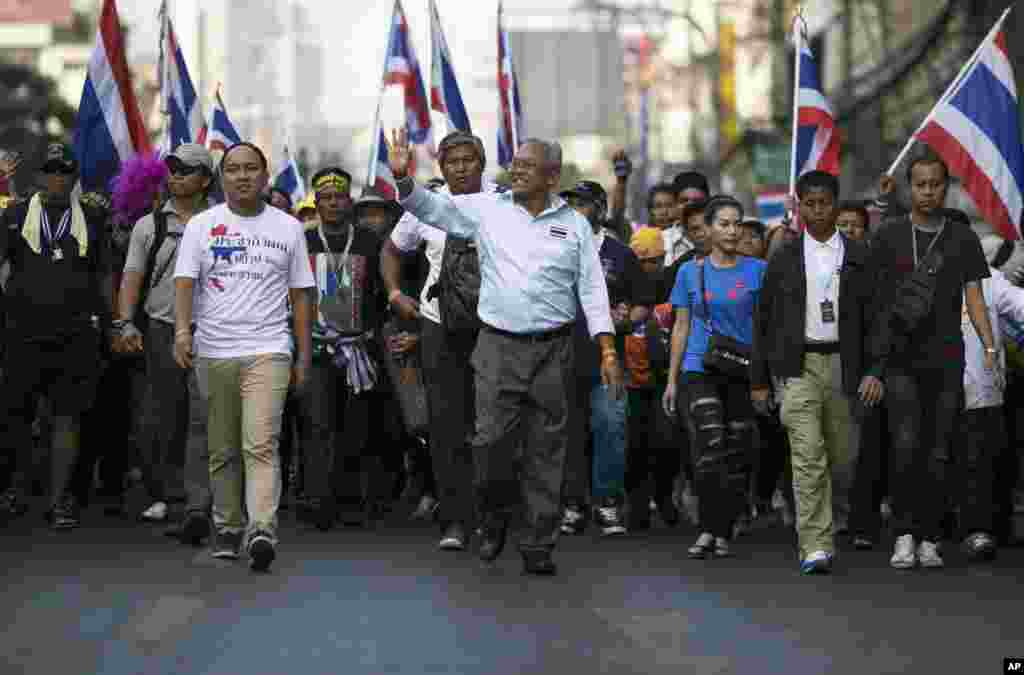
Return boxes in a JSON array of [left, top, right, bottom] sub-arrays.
[[381, 130, 489, 552], [172, 142, 316, 572]]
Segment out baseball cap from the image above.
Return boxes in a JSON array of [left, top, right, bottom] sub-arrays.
[[354, 190, 402, 214], [167, 143, 214, 172], [41, 143, 77, 172], [559, 180, 608, 209]]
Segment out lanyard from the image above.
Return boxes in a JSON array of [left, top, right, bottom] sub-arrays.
[[317, 222, 354, 278], [41, 207, 71, 249], [819, 237, 844, 299], [912, 219, 946, 268]]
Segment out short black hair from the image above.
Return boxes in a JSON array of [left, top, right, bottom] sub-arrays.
[[220, 142, 269, 173], [796, 170, 840, 200], [740, 219, 767, 238], [266, 187, 293, 209], [647, 182, 677, 209], [673, 171, 710, 196], [682, 198, 709, 223], [906, 149, 950, 184], [837, 200, 870, 229], [703, 195, 744, 225]]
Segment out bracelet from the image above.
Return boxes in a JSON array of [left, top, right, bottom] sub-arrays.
[[388, 289, 403, 304], [985, 346, 998, 354], [175, 328, 191, 338]]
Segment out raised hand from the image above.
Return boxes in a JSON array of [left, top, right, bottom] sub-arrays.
[[879, 174, 896, 198], [387, 128, 413, 180]]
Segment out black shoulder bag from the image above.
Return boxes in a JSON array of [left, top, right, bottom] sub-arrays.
[[889, 221, 946, 334], [699, 260, 752, 380], [426, 233, 481, 335]]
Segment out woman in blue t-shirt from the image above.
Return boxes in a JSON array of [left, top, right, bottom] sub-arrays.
[[663, 195, 766, 559]]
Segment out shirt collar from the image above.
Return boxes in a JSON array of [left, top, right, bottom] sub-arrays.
[[804, 229, 842, 251]]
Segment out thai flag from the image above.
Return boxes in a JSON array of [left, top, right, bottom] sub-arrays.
[[756, 190, 789, 227], [383, 0, 433, 150], [793, 34, 840, 182], [72, 0, 151, 192], [272, 147, 306, 205], [207, 87, 241, 154], [374, 129, 397, 200], [159, 1, 206, 152], [429, 0, 471, 134], [917, 25, 1024, 240], [496, 0, 524, 168]]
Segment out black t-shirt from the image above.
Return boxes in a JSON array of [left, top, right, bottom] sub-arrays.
[[871, 211, 989, 363], [575, 234, 654, 380], [305, 224, 387, 336], [0, 198, 111, 341]]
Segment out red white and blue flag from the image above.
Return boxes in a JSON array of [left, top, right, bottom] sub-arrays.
[[383, 0, 433, 150], [72, 0, 151, 192], [368, 0, 431, 195], [496, 0, 524, 168], [757, 190, 789, 227], [159, 1, 206, 153], [793, 32, 840, 182], [916, 18, 1024, 240], [429, 0, 471, 134], [207, 86, 241, 154], [272, 147, 306, 205]]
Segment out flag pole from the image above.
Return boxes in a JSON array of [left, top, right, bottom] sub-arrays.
[[886, 5, 1013, 176], [367, 1, 398, 190], [787, 12, 804, 200]]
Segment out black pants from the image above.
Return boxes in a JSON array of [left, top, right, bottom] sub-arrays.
[[957, 406, 1003, 537], [849, 404, 889, 539], [419, 318, 476, 529], [562, 376, 594, 504], [2, 333, 101, 505], [679, 371, 754, 540], [300, 358, 400, 505], [624, 386, 683, 512], [472, 328, 575, 553], [754, 411, 792, 506], [884, 364, 962, 542]]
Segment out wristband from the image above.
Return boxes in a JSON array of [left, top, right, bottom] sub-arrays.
[[388, 289, 403, 305]]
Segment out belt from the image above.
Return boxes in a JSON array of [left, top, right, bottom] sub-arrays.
[[804, 342, 840, 355], [482, 322, 574, 343]]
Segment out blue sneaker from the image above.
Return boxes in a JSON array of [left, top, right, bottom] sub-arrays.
[[800, 550, 833, 575]]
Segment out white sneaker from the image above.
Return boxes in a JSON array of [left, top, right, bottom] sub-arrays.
[[141, 501, 168, 521], [890, 534, 916, 569], [917, 540, 944, 569]]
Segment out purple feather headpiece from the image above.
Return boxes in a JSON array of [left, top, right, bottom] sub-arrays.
[[111, 152, 168, 226]]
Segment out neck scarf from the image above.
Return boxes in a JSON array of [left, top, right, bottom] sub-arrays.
[[23, 193, 89, 257]]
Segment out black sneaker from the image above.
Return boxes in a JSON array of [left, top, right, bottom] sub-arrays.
[[211, 530, 243, 560], [51, 494, 80, 530], [247, 530, 276, 572], [594, 497, 627, 536], [180, 512, 211, 546], [559, 502, 586, 535], [438, 522, 467, 551], [0, 487, 29, 518]]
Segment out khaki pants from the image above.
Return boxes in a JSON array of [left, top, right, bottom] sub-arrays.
[[196, 354, 292, 543], [779, 352, 859, 555]]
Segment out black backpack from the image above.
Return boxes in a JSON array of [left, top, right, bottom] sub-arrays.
[[135, 207, 175, 329], [426, 233, 481, 335]]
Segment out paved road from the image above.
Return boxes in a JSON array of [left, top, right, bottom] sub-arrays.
[[2, 505, 1022, 675]]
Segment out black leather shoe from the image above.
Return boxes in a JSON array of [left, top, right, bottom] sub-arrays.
[[439, 522, 467, 551], [521, 551, 557, 575], [478, 521, 508, 562]]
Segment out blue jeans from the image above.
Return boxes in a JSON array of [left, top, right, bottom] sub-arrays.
[[591, 384, 628, 500]]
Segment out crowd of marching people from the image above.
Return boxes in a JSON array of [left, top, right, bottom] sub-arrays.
[[0, 129, 1022, 576]]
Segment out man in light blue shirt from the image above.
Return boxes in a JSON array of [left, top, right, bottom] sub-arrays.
[[388, 128, 621, 575]]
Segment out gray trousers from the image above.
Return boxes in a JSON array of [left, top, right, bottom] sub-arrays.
[[471, 327, 574, 553], [139, 319, 211, 514]]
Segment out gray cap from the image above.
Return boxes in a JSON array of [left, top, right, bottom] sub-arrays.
[[168, 143, 214, 172]]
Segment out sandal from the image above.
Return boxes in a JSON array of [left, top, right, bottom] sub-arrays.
[[688, 532, 715, 559]]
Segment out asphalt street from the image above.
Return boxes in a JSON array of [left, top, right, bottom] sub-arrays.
[[2, 504, 1022, 675]]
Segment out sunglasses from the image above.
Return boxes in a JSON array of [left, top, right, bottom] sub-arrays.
[[166, 160, 202, 176], [42, 162, 76, 175]]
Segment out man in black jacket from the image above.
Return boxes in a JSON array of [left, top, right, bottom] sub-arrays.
[[0, 143, 113, 529], [751, 170, 884, 574]]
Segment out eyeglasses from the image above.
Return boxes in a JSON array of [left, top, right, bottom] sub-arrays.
[[166, 160, 202, 177], [42, 162, 76, 175]]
